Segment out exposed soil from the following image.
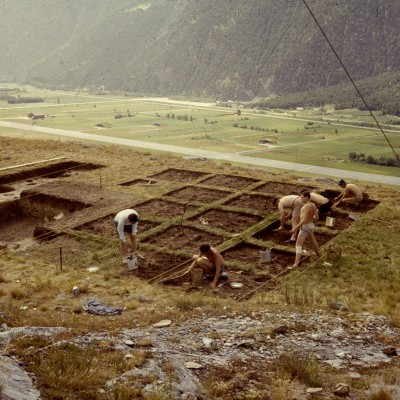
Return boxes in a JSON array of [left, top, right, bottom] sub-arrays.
[[148, 168, 208, 182], [74, 214, 160, 237], [224, 193, 276, 213], [135, 199, 198, 219], [142, 225, 225, 253], [222, 242, 293, 271], [163, 186, 232, 203], [198, 174, 260, 189], [190, 209, 263, 233], [254, 181, 315, 195], [0, 161, 103, 185], [253, 220, 338, 248]]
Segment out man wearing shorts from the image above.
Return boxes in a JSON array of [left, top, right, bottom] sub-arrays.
[[187, 244, 227, 288], [273, 195, 304, 244], [114, 209, 142, 263], [288, 191, 320, 270], [333, 179, 363, 207]]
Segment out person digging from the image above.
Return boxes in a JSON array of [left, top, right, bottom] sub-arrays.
[[114, 209, 144, 263], [333, 179, 363, 207], [187, 244, 228, 288]]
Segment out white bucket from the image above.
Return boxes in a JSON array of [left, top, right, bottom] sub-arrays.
[[325, 217, 335, 227], [126, 255, 138, 270], [260, 249, 272, 263]]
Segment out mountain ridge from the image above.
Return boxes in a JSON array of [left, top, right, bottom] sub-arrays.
[[0, 0, 398, 103]]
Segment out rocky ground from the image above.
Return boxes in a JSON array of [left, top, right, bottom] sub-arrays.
[[0, 308, 399, 399]]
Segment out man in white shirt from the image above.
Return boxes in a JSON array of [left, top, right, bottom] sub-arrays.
[[114, 209, 143, 263]]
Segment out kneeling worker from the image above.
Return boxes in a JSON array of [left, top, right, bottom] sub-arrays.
[[114, 209, 144, 263], [333, 179, 363, 207], [188, 244, 227, 288]]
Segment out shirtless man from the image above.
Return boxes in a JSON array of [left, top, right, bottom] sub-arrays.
[[308, 191, 332, 215], [333, 179, 363, 207], [273, 195, 304, 243], [187, 244, 227, 288], [288, 191, 320, 270]]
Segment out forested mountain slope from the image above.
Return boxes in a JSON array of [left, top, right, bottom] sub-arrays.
[[0, 0, 398, 101]]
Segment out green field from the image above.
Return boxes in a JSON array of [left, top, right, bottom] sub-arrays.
[[1, 85, 399, 177]]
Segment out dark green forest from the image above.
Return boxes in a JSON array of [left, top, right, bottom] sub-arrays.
[[0, 0, 398, 111]]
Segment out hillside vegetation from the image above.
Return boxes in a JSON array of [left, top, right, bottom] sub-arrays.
[[0, 0, 399, 106]]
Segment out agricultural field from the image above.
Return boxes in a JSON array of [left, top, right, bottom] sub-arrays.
[[1, 85, 400, 178]]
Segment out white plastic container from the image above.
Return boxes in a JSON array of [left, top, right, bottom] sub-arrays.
[[126, 255, 138, 270], [260, 248, 272, 263], [325, 217, 335, 227]]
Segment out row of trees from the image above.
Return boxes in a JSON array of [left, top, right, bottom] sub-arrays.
[[349, 152, 399, 167], [7, 96, 44, 104]]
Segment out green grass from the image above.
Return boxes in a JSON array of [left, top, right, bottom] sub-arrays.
[[1, 85, 399, 177]]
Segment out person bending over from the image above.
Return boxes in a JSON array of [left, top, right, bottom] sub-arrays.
[[114, 209, 143, 263], [273, 195, 304, 244]]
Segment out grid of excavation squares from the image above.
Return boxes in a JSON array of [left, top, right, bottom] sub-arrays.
[[148, 168, 208, 182], [198, 174, 260, 190], [163, 186, 232, 204]]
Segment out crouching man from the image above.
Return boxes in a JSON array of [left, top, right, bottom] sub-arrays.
[[188, 244, 227, 288]]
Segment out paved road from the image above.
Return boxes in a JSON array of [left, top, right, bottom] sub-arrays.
[[1, 120, 399, 187]]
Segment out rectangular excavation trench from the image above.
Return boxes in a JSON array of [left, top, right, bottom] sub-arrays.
[[0, 161, 104, 185], [198, 174, 260, 190], [189, 209, 263, 234], [142, 225, 226, 253], [135, 198, 199, 219], [163, 186, 232, 203], [0, 194, 92, 243], [254, 181, 315, 195], [148, 168, 208, 182], [223, 193, 276, 214]]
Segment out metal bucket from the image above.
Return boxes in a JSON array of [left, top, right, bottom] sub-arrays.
[[126, 255, 138, 270], [325, 217, 335, 227], [260, 248, 272, 263], [191, 268, 203, 284]]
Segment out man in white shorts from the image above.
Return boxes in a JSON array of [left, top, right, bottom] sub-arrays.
[[288, 191, 320, 270]]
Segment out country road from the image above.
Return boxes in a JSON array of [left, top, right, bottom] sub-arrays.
[[1, 120, 399, 187]]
